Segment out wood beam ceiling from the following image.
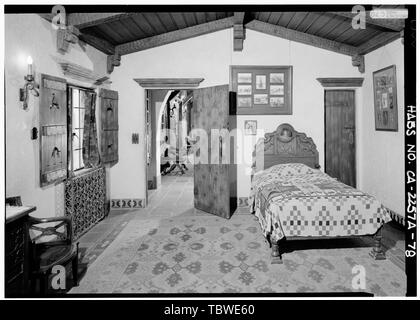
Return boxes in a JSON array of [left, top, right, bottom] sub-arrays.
[[246, 19, 359, 56], [116, 16, 234, 55], [330, 11, 405, 32], [67, 13, 139, 29]]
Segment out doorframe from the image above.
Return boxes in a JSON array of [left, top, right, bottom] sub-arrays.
[[134, 78, 204, 207], [323, 88, 357, 186]]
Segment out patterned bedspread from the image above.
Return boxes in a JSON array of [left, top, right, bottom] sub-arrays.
[[250, 166, 391, 242]]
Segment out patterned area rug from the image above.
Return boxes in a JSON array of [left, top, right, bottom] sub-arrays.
[[70, 212, 406, 295]]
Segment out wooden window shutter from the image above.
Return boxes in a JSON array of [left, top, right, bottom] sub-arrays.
[[39, 74, 68, 187], [99, 88, 119, 164]]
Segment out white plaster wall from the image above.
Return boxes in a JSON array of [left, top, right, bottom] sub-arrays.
[[5, 14, 108, 217], [359, 39, 405, 216], [111, 28, 364, 200]]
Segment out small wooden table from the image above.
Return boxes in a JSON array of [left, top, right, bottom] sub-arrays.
[[5, 205, 36, 297]]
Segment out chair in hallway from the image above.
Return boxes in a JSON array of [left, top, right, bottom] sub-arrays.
[[26, 215, 79, 294]]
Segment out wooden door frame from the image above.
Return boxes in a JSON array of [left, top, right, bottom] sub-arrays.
[[135, 78, 204, 207], [323, 88, 357, 184]]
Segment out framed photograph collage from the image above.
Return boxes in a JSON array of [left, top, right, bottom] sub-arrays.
[[230, 65, 293, 115], [373, 65, 398, 131]]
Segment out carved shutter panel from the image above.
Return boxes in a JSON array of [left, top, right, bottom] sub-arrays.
[[99, 89, 119, 163], [39, 74, 68, 187]]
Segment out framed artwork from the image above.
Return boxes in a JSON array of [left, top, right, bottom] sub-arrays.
[[373, 65, 398, 131], [244, 120, 257, 135], [231, 65, 292, 115], [255, 75, 266, 89]]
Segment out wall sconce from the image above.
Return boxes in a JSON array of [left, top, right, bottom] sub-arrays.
[[19, 56, 39, 110]]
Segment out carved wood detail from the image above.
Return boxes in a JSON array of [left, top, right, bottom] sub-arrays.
[[134, 78, 204, 88], [352, 54, 365, 73], [317, 77, 364, 87], [107, 53, 121, 74], [233, 12, 245, 51], [57, 26, 80, 53], [253, 123, 320, 172]]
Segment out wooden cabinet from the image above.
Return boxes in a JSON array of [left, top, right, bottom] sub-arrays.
[[99, 89, 119, 164], [39, 74, 68, 186], [5, 206, 35, 297]]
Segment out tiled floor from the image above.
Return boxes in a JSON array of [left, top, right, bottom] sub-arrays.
[[74, 174, 405, 294]]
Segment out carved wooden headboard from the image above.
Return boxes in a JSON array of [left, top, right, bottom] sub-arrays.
[[252, 123, 320, 172]]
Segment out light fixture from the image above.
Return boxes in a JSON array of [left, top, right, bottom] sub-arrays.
[[20, 56, 39, 110]]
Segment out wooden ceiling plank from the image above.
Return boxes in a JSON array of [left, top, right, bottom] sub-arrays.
[[311, 15, 343, 37], [154, 13, 170, 33], [302, 12, 325, 33], [68, 13, 140, 29], [78, 32, 116, 54], [356, 31, 401, 54], [285, 12, 297, 28], [330, 11, 405, 31], [195, 12, 207, 25], [141, 13, 160, 34], [331, 25, 354, 42], [134, 13, 158, 36], [171, 13, 188, 29], [98, 23, 127, 44], [295, 12, 314, 32], [245, 19, 358, 56], [346, 29, 380, 47], [123, 17, 148, 39], [117, 17, 234, 55], [182, 13, 196, 27], [287, 12, 309, 30]]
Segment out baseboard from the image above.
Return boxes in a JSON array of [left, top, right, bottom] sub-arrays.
[[111, 199, 146, 209]]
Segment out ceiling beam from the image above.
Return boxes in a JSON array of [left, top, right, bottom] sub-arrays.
[[246, 19, 358, 56], [117, 17, 234, 55], [356, 31, 401, 55], [329, 11, 405, 31], [68, 13, 139, 29], [233, 12, 246, 51], [38, 13, 116, 55]]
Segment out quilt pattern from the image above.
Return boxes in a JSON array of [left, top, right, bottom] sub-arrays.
[[250, 169, 391, 242]]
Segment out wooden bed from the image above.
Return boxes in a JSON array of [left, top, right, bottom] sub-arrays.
[[251, 123, 386, 264]]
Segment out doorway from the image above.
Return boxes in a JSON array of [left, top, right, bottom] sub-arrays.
[[324, 89, 356, 187], [145, 85, 237, 219]]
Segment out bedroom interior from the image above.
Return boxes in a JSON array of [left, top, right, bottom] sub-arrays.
[[4, 6, 409, 296]]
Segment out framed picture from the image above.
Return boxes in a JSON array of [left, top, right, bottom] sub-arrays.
[[270, 85, 284, 95], [270, 97, 284, 108], [238, 85, 252, 95], [237, 73, 252, 83], [255, 75, 266, 89], [244, 120, 257, 135], [230, 65, 292, 115], [254, 94, 268, 105], [373, 65, 398, 131], [237, 97, 252, 107], [270, 73, 284, 83]]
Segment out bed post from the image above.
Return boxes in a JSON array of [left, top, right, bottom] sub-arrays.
[[270, 234, 283, 264], [369, 227, 386, 260]]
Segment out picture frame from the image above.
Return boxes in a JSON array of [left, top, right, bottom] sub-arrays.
[[230, 65, 292, 115], [373, 65, 398, 131], [244, 120, 257, 135]]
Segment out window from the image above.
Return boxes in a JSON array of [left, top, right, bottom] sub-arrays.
[[68, 86, 94, 172]]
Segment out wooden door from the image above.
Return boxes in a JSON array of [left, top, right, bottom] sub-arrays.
[[192, 85, 234, 219], [325, 90, 356, 187]]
